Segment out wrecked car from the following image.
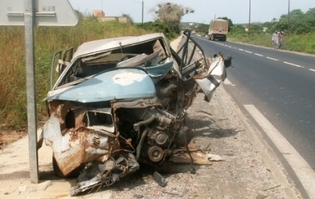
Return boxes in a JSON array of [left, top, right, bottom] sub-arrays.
[[37, 30, 231, 196]]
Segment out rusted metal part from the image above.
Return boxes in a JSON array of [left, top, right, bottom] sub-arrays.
[[49, 102, 81, 126], [42, 101, 120, 176], [111, 97, 162, 110], [73, 108, 86, 127], [70, 153, 139, 196], [170, 142, 213, 165], [170, 151, 213, 165]]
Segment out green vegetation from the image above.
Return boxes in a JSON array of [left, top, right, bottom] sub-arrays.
[[228, 32, 315, 54], [0, 15, 151, 127], [136, 21, 179, 39], [225, 8, 315, 54]]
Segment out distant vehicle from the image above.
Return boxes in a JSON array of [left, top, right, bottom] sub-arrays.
[[208, 19, 229, 41]]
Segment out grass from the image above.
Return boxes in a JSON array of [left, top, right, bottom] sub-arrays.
[[0, 17, 151, 128], [228, 32, 315, 54]]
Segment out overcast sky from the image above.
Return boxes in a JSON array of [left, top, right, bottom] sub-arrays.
[[68, 0, 314, 24]]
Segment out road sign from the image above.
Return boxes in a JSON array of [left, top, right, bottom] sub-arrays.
[[0, 0, 78, 26], [0, 0, 78, 183]]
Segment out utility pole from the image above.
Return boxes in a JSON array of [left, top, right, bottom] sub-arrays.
[[288, 0, 290, 34], [248, 0, 251, 35], [142, 1, 144, 24]]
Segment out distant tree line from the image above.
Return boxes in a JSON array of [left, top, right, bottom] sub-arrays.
[[191, 7, 315, 37], [236, 7, 315, 35], [266, 8, 315, 34]]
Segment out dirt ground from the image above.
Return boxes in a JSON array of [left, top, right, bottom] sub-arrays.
[[0, 129, 27, 146], [0, 36, 303, 199], [0, 86, 302, 199]]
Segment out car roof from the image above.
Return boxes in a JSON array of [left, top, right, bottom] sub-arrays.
[[71, 33, 168, 61]]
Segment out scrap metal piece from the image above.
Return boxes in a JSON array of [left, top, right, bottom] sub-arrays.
[[70, 153, 139, 196], [207, 153, 223, 162], [171, 151, 213, 165], [153, 171, 167, 187], [170, 142, 213, 165]]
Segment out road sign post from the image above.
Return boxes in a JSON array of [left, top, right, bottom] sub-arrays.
[[0, 0, 78, 183], [24, 0, 39, 183]]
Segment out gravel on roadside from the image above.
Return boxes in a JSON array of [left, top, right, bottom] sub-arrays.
[[107, 85, 301, 199]]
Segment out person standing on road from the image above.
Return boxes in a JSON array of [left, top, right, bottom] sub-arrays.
[[279, 31, 285, 49], [272, 31, 279, 49]]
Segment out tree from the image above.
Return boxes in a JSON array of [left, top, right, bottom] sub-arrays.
[[306, 8, 315, 18], [122, 13, 134, 25], [268, 8, 315, 34], [195, 23, 209, 35], [149, 2, 194, 37], [289, 9, 315, 34], [152, 2, 194, 23], [229, 25, 246, 36], [271, 18, 277, 23]]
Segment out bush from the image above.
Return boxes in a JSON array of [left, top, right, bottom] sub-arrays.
[[137, 20, 180, 40]]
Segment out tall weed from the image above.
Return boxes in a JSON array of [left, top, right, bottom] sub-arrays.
[[0, 18, 150, 127]]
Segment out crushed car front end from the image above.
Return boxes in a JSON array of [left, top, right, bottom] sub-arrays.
[[37, 31, 231, 196]]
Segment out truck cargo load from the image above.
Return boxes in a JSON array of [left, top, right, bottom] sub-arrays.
[[208, 19, 229, 41]]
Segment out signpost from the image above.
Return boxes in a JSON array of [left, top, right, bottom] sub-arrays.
[[0, 0, 78, 183], [0, 0, 78, 26]]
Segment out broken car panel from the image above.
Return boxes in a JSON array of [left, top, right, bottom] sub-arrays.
[[37, 31, 231, 196]]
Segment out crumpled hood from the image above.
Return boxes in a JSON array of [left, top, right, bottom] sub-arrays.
[[46, 68, 156, 103]]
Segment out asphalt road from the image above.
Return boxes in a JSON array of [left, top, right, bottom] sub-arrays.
[[191, 35, 315, 197]]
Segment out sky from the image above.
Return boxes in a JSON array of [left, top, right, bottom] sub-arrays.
[[68, 0, 314, 24]]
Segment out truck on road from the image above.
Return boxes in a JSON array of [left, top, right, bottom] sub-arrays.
[[208, 19, 229, 41]]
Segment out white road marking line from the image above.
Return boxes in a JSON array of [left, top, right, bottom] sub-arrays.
[[223, 78, 235, 86], [254, 53, 263, 57], [267, 57, 279, 61], [309, 69, 315, 72], [245, 50, 252, 53], [244, 104, 315, 198], [239, 48, 244, 51], [283, 61, 304, 68]]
